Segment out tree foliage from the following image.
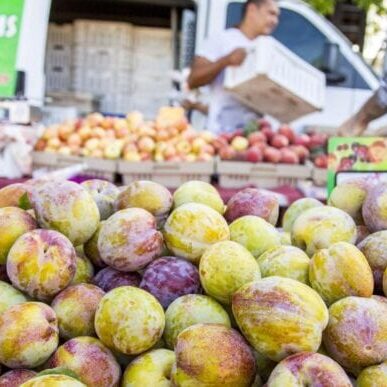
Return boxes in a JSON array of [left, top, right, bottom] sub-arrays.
[[306, 0, 386, 15]]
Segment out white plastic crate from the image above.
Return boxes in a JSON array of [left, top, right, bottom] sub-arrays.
[[217, 160, 312, 189], [133, 27, 172, 55], [45, 23, 73, 82], [118, 161, 214, 188], [32, 152, 117, 182], [100, 94, 132, 114], [312, 167, 327, 186], [47, 24, 73, 47], [41, 106, 78, 126], [224, 36, 326, 123], [132, 52, 173, 76], [72, 67, 131, 94], [46, 45, 72, 68], [73, 45, 132, 70], [131, 74, 172, 96], [46, 65, 72, 92], [74, 20, 133, 48]]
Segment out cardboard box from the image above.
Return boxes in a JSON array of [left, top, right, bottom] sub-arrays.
[[224, 36, 325, 123]]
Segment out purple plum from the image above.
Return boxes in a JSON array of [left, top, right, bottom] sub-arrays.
[[140, 257, 202, 308], [93, 267, 141, 293]]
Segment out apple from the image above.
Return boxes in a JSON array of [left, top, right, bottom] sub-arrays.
[[100, 117, 114, 130], [261, 126, 274, 141], [192, 138, 207, 153], [78, 126, 92, 141], [271, 134, 289, 149], [246, 147, 263, 163], [212, 136, 229, 151], [314, 154, 328, 168], [278, 124, 296, 143], [294, 134, 311, 148], [231, 136, 249, 152], [201, 144, 215, 156], [47, 138, 61, 149], [86, 112, 104, 126], [280, 148, 300, 164], [176, 140, 192, 155], [309, 133, 328, 149], [137, 137, 156, 153], [58, 124, 75, 141], [94, 127, 106, 139], [219, 146, 237, 160], [67, 133, 82, 147], [42, 127, 58, 141], [263, 147, 281, 163], [85, 138, 100, 151], [34, 139, 46, 151], [248, 131, 267, 146], [290, 145, 310, 163], [123, 150, 141, 162]]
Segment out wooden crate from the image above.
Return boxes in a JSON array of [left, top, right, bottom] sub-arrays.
[[217, 160, 311, 189], [118, 160, 215, 188], [32, 152, 117, 181]]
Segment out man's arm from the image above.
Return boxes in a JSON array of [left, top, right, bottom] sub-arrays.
[[338, 78, 387, 136], [188, 48, 247, 90]]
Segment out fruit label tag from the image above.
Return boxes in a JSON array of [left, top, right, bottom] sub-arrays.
[[328, 137, 387, 194]]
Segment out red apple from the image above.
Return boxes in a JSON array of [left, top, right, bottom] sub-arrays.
[[261, 126, 274, 141], [271, 134, 289, 149], [219, 146, 237, 160], [263, 147, 281, 163], [290, 145, 310, 163], [248, 131, 267, 146], [294, 134, 311, 148], [278, 124, 296, 144], [212, 137, 229, 150], [309, 133, 328, 149], [280, 148, 300, 164], [246, 147, 263, 163], [258, 118, 272, 129], [314, 154, 328, 168]]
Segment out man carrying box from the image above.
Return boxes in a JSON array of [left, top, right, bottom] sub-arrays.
[[188, 0, 280, 134]]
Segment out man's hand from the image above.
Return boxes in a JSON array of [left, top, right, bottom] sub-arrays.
[[226, 48, 247, 66]]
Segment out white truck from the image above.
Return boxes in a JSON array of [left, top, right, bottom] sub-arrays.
[[5, 0, 387, 130], [192, 0, 387, 131]]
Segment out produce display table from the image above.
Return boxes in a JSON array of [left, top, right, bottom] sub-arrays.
[[0, 177, 304, 207]]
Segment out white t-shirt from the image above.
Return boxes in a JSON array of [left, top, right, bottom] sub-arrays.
[[196, 28, 260, 134]]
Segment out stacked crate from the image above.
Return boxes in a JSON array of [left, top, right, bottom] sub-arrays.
[[130, 27, 173, 118], [72, 20, 133, 114], [45, 24, 73, 92]]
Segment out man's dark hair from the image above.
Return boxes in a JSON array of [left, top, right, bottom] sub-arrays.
[[243, 0, 268, 15]]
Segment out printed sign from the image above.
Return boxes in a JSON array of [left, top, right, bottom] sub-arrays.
[[328, 137, 387, 194], [0, 0, 25, 97]]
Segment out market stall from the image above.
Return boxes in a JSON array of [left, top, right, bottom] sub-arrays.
[[1, 1, 387, 386]]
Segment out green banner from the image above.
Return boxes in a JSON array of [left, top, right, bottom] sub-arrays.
[[0, 0, 25, 97]]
